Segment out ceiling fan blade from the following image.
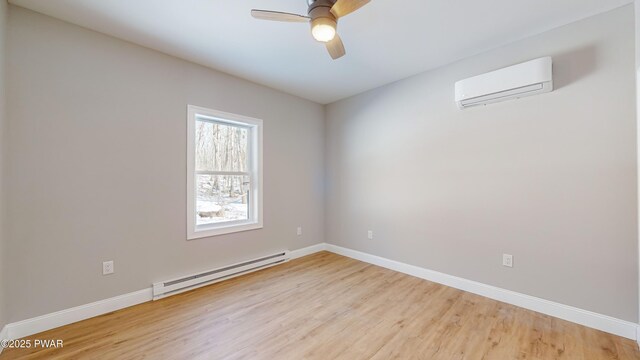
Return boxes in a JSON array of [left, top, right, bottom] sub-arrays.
[[330, 0, 370, 18], [251, 9, 310, 23], [326, 34, 346, 60]]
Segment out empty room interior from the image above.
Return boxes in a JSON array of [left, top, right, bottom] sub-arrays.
[[1, 0, 640, 358]]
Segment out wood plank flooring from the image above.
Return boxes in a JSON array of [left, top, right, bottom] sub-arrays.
[[1, 251, 638, 359]]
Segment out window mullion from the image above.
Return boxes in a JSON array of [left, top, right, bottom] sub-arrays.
[[195, 171, 251, 176]]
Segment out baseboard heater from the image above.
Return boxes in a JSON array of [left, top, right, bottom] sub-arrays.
[[152, 250, 290, 300]]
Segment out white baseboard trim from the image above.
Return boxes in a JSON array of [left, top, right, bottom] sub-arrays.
[[290, 243, 328, 259], [5, 289, 153, 341], [325, 243, 639, 341], [3, 243, 636, 344], [2, 243, 328, 340]]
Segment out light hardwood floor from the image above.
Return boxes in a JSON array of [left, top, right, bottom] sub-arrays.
[[1, 251, 639, 359]]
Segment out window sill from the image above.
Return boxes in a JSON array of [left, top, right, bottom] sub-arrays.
[[187, 221, 263, 240]]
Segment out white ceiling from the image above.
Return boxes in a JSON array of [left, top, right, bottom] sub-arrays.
[[9, 0, 633, 104]]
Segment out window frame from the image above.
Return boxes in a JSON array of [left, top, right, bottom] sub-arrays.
[[187, 105, 263, 240]]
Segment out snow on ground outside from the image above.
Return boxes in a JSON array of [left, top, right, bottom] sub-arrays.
[[196, 197, 248, 225]]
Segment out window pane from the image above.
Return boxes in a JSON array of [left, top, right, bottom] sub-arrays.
[[195, 119, 249, 172], [196, 174, 250, 225]]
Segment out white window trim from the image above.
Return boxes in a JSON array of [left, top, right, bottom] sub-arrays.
[[187, 105, 263, 240]]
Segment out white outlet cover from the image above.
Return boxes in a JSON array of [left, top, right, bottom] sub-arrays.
[[103, 260, 114, 275], [297, 227, 302, 236], [502, 254, 513, 268], [367, 230, 373, 240]]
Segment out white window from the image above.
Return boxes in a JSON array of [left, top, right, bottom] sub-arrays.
[[187, 105, 263, 239]]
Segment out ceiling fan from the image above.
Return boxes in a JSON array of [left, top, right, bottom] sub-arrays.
[[251, 0, 370, 60]]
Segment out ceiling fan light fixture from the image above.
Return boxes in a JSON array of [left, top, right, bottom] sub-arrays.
[[311, 18, 336, 43]]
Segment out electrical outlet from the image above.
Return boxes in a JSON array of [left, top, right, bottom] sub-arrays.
[[103, 261, 114, 275], [297, 227, 303, 236], [368, 230, 374, 240], [502, 254, 513, 268]]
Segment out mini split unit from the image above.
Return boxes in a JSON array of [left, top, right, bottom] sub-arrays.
[[455, 57, 553, 109]]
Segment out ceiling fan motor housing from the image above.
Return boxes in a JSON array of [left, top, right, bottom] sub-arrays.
[[308, 0, 338, 36]]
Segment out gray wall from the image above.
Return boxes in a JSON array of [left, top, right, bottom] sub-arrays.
[[5, 6, 325, 322], [0, 0, 7, 329], [635, 0, 640, 325], [325, 5, 638, 322]]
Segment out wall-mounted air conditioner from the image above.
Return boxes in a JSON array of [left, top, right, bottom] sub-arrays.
[[454, 57, 553, 109]]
